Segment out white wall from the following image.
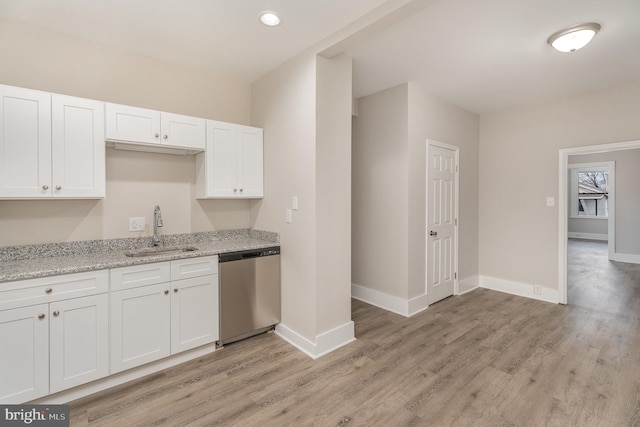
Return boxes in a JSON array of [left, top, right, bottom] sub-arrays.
[[479, 81, 640, 291], [250, 52, 354, 354], [352, 84, 409, 299], [352, 83, 480, 311], [569, 150, 640, 254], [0, 19, 252, 246]]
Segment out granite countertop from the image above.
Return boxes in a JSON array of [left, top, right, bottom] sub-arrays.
[[0, 229, 279, 284]]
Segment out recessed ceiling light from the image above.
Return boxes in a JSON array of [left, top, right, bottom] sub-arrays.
[[547, 23, 601, 53], [260, 11, 281, 27]]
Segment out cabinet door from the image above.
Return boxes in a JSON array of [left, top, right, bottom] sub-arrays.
[[171, 275, 218, 354], [238, 126, 264, 198], [105, 103, 161, 145], [0, 304, 49, 403], [110, 283, 170, 374], [52, 95, 106, 198], [49, 294, 109, 393], [201, 120, 239, 197], [0, 85, 52, 198], [161, 112, 205, 150]]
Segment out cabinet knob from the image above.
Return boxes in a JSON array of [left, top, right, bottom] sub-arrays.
[[55, 186, 62, 191], [45, 288, 53, 294], [53, 310, 60, 317], [163, 135, 168, 139], [164, 290, 169, 295], [174, 288, 179, 293], [42, 185, 49, 190], [233, 189, 237, 192], [38, 313, 46, 320], [155, 133, 160, 138], [240, 188, 244, 192]]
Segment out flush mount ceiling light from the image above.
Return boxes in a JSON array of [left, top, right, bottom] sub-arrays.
[[547, 23, 601, 52], [260, 11, 281, 27]]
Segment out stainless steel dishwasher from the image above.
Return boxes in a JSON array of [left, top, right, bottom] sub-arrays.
[[218, 246, 280, 346]]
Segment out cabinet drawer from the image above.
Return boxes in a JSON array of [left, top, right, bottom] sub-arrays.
[[110, 262, 171, 291], [0, 270, 108, 312], [171, 256, 218, 281]]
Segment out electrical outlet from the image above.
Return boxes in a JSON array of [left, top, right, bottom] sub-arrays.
[[533, 284, 543, 295], [129, 217, 146, 232], [285, 209, 293, 224]]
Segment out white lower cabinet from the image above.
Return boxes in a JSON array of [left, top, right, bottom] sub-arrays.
[[171, 275, 219, 354], [0, 304, 49, 404], [110, 256, 219, 374], [110, 283, 171, 374], [0, 271, 109, 404], [49, 294, 109, 393]]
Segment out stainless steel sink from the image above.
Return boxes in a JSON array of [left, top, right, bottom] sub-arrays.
[[125, 246, 199, 257]]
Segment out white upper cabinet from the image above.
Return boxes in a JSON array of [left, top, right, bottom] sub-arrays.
[[0, 85, 105, 199], [0, 85, 52, 198], [52, 95, 105, 198], [105, 103, 205, 153], [195, 120, 263, 199]]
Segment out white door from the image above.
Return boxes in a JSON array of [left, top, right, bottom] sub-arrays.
[[110, 283, 171, 374], [0, 85, 52, 198], [426, 142, 458, 305], [161, 112, 205, 150], [0, 304, 49, 403], [51, 95, 105, 198], [105, 103, 161, 144], [238, 126, 264, 198], [49, 294, 109, 393], [205, 120, 239, 197], [170, 275, 219, 354]]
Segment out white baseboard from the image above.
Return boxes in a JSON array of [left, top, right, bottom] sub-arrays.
[[458, 276, 479, 295], [611, 252, 640, 265], [479, 275, 559, 304], [568, 232, 608, 241], [32, 343, 217, 404], [351, 283, 427, 317], [275, 321, 355, 360]]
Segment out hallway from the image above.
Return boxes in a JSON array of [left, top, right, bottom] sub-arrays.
[[568, 238, 640, 316]]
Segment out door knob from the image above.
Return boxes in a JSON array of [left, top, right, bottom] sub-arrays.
[[429, 231, 438, 236]]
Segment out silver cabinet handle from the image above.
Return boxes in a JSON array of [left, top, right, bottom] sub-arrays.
[[240, 188, 244, 192], [53, 310, 60, 317], [233, 189, 237, 192], [164, 290, 169, 295], [174, 288, 179, 293], [429, 231, 438, 236], [38, 313, 45, 320], [163, 135, 168, 139], [155, 133, 160, 138], [55, 186, 61, 191], [42, 185, 49, 190], [45, 288, 53, 294]]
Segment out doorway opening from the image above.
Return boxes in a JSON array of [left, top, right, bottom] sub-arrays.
[[558, 139, 640, 305]]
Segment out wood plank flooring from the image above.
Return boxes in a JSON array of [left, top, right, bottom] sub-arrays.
[[69, 244, 640, 426]]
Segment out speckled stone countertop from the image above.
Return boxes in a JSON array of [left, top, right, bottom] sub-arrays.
[[0, 229, 279, 284]]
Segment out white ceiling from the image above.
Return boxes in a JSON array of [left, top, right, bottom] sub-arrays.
[[1, 0, 639, 114]]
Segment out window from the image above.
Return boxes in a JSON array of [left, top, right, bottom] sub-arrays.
[[569, 163, 613, 219]]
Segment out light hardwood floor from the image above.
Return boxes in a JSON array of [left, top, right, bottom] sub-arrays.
[[70, 245, 640, 426]]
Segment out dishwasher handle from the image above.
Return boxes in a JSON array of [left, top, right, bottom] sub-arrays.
[[218, 246, 280, 262], [241, 251, 262, 259]]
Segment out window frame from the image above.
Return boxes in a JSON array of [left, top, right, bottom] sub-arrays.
[[569, 162, 613, 219]]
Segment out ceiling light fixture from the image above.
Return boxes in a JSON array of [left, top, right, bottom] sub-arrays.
[[260, 11, 281, 27], [547, 23, 601, 53]]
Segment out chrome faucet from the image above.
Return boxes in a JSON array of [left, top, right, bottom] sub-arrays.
[[152, 205, 163, 247]]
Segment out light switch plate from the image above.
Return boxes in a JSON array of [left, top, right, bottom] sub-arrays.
[[129, 217, 146, 232], [292, 196, 298, 210], [546, 197, 555, 207], [285, 209, 293, 224]]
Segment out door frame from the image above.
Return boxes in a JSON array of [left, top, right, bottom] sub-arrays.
[[426, 139, 460, 300], [558, 139, 640, 304]]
